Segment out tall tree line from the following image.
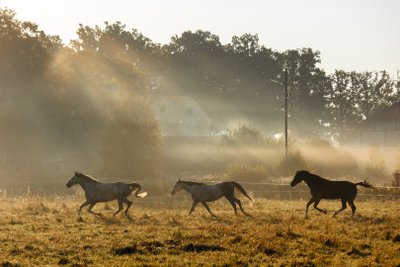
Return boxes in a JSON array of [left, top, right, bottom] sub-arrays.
[[1, 8, 399, 177]]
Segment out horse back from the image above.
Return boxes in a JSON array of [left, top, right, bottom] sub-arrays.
[[311, 180, 357, 200], [86, 182, 133, 202], [191, 183, 226, 202]]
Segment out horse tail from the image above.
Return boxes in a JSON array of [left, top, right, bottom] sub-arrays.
[[355, 181, 373, 188], [231, 182, 252, 202], [130, 183, 148, 198]]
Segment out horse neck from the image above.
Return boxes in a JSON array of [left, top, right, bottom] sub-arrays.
[[78, 178, 99, 191], [302, 175, 318, 189], [180, 183, 195, 194]]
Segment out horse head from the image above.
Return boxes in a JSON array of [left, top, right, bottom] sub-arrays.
[[171, 179, 182, 195], [66, 171, 81, 188], [290, 170, 309, 187]]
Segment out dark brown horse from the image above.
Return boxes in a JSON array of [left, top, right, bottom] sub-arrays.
[[66, 171, 147, 218], [171, 180, 252, 217], [290, 170, 372, 217]]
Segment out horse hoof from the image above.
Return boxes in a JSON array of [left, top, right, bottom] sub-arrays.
[[323, 210, 328, 214]]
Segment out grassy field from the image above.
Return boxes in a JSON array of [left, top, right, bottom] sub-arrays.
[[0, 194, 400, 266]]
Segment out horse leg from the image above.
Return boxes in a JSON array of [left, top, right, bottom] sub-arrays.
[[114, 199, 123, 215], [122, 199, 132, 215], [348, 200, 356, 217], [333, 199, 347, 217], [78, 200, 90, 215], [225, 196, 237, 215], [88, 203, 99, 215], [313, 199, 327, 214], [188, 200, 199, 215], [121, 198, 133, 221], [201, 202, 216, 217], [234, 198, 251, 217], [305, 198, 315, 217]]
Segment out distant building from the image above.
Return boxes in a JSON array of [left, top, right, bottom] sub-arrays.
[[151, 96, 212, 136], [347, 102, 400, 147]]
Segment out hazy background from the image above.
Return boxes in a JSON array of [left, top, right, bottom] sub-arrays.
[[0, 2, 399, 196]]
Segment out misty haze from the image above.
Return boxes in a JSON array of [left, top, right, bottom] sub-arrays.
[[0, 2, 400, 266]]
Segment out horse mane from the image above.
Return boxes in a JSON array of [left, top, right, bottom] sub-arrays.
[[300, 170, 330, 182], [310, 173, 329, 181], [179, 180, 204, 186], [75, 172, 99, 182]]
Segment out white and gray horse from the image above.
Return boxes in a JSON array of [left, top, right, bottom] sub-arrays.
[[66, 171, 147, 217], [171, 179, 252, 217]]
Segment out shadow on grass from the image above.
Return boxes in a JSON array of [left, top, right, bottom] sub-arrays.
[[182, 243, 225, 252]]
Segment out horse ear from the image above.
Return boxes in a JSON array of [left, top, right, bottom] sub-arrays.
[[178, 178, 181, 181], [74, 170, 78, 175]]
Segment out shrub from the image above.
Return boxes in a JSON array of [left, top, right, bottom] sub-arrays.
[[220, 123, 280, 149], [392, 170, 400, 187], [220, 123, 263, 146], [276, 150, 308, 177], [224, 162, 269, 182]]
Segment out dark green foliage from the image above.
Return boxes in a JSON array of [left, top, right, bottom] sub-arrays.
[[326, 70, 399, 141]]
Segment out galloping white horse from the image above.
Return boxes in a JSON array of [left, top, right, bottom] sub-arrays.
[[66, 171, 147, 218]]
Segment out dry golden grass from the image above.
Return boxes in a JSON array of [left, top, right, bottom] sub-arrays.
[[0, 195, 400, 266]]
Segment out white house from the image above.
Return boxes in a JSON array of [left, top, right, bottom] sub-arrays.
[[151, 96, 212, 136]]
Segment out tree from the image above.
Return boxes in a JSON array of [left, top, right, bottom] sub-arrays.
[[278, 48, 329, 136], [229, 33, 261, 57], [325, 70, 357, 140], [325, 70, 399, 141], [0, 8, 62, 86], [0, 10, 162, 178]]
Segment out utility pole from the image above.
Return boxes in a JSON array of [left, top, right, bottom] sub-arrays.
[[284, 69, 288, 158]]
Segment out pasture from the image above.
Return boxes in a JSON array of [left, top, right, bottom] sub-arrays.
[[1, 195, 400, 266]]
